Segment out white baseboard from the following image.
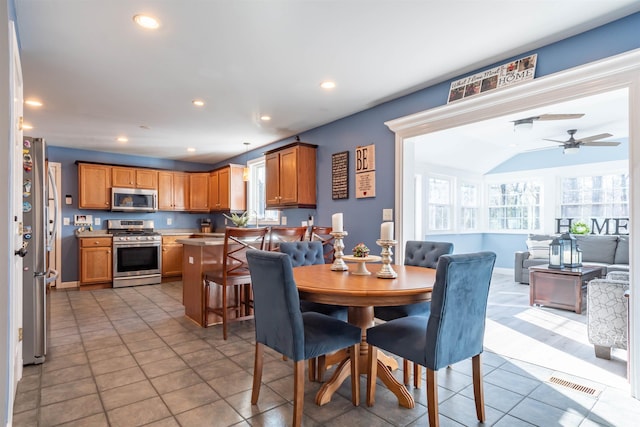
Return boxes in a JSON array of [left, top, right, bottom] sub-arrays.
[[493, 267, 514, 276], [57, 281, 79, 289]]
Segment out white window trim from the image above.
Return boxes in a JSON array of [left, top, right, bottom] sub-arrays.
[[246, 157, 280, 225]]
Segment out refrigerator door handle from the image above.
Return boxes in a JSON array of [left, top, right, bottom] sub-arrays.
[[47, 165, 59, 251], [46, 268, 59, 284]]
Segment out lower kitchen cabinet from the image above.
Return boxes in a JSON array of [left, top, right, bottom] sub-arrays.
[[79, 237, 112, 285], [162, 235, 185, 277]]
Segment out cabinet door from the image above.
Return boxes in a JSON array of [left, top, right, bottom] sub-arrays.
[[162, 238, 184, 277], [80, 246, 112, 284], [136, 169, 158, 189], [265, 152, 281, 207], [157, 171, 174, 210], [189, 173, 210, 211], [217, 168, 230, 210], [111, 167, 136, 188], [209, 171, 220, 211], [78, 163, 112, 209], [173, 172, 189, 211], [278, 146, 299, 205], [227, 165, 246, 212]]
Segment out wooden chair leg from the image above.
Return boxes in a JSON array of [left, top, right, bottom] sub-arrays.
[[403, 359, 410, 385], [317, 354, 326, 382], [308, 358, 316, 382], [349, 344, 360, 406], [203, 279, 210, 327], [366, 346, 378, 406], [472, 354, 485, 422], [413, 363, 421, 389], [251, 343, 264, 404], [293, 360, 305, 427], [222, 284, 228, 340], [426, 368, 439, 427]]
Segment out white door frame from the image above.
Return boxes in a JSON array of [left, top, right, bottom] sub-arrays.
[[386, 48, 640, 397]]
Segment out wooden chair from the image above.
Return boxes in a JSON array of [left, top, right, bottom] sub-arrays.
[[367, 252, 496, 427], [203, 227, 268, 339], [268, 226, 307, 251], [246, 250, 361, 427], [310, 226, 334, 263]]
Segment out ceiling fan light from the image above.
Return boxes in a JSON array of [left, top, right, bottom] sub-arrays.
[[563, 146, 579, 155], [513, 119, 533, 132]]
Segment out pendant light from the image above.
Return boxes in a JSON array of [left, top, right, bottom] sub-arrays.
[[242, 142, 250, 182]]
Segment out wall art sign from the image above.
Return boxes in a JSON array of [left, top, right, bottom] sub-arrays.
[[448, 54, 537, 103], [332, 151, 349, 200], [355, 144, 375, 199]]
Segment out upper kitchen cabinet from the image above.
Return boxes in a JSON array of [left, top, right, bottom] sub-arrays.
[[78, 163, 112, 210], [112, 166, 158, 190], [189, 172, 210, 212], [265, 142, 317, 209], [209, 165, 246, 212], [158, 171, 189, 211]]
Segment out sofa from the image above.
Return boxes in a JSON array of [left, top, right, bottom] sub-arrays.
[[587, 271, 629, 359], [514, 234, 629, 284]]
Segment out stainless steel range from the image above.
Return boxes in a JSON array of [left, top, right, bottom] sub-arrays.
[[108, 219, 162, 288]]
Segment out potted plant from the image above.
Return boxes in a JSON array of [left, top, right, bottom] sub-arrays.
[[223, 211, 249, 227], [352, 242, 370, 258]]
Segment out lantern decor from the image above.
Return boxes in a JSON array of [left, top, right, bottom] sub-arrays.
[[560, 232, 582, 268], [548, 237, 564, 269]]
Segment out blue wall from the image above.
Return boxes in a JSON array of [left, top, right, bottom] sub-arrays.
[[48, 13, 640, 281]]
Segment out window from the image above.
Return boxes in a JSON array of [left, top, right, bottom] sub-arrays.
[[560, 173, 629, 219], [428, 177, 451, 231], [487, 181, 541, 231], [247, 157, 279, 224], [459, 182, 478, 231]]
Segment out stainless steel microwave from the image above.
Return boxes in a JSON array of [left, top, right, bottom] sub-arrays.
[[111, 187, 158, 212]]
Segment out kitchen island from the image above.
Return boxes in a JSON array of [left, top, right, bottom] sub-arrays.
[[178, 237, 227, 327]]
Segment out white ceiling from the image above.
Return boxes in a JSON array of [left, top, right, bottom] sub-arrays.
[[14, 1, 640, 164]]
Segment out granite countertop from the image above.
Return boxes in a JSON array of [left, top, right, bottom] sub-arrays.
[[177, 237, 225, 246], [75, 230, 111, 238], [75, 229, 225, 239]]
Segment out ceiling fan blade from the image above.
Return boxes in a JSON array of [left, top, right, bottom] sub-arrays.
[[576, 133, 613, 143], [580, 141, 621, 147], [536, 113, 585, 121], [542, 138, 567, 143]]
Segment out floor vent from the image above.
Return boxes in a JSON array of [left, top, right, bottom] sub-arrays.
[[547, 376, 601, 397]]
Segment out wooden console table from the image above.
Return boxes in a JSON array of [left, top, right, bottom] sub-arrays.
[[529, 265, 605, 314]]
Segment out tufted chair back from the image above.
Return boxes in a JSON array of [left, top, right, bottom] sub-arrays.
[[279, 241, 325, 267], [405, 241, 454, 268]]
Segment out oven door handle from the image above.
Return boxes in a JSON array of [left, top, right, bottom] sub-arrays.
[[113, 242, 161, 248]]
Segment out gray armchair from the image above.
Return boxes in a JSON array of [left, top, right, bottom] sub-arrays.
[[587, 271, 630, 359]]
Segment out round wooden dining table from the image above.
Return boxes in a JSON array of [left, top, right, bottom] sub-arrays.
[[292, 263, 435, 408]]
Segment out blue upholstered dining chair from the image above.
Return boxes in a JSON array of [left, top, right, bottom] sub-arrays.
[[246, 250, 361, 427], [366, 251, 496, 427], [279, 241, 349, 381], [374, 240, 454, 387]]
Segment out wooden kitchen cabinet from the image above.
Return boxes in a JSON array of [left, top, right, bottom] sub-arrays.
[[265, 142, 317, 208], [189, 173, 210, 212], [79, 237, 112, 285], [209, 165, 246, 212], [158, 171, 189, 211], [112, 167, 158, 190], [162, 235, 185, 277], [78, 163, 112, 210]]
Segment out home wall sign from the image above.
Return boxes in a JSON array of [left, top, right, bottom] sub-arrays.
[[331, 151, 349, 200], [355, 144, 375, 199], [448, 54, 537, 103], [555, 217, 629, 235]]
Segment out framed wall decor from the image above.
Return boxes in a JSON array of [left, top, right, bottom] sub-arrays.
[[332, 151, 349, 200]]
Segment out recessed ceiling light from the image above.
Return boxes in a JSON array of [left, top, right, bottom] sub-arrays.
[[260, 115, 271, 121], [116, 136, 128, 143], [139, 125, 151, 130], [22, 123, 33, 130], [133, 14, 160, 30], [192, 99, 205, 107], [320, 81, 336, 90], [187, 147, 196, 152], [25, 99, 43, 107]]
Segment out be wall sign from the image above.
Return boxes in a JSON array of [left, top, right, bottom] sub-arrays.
[[355, 144, 375, 199]]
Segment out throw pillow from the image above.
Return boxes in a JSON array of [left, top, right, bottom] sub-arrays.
[[526, 239, 551, 259]]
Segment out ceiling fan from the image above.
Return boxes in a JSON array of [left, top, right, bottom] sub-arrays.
[[512, 113, 585, 131], [544, 129, 621, 154]]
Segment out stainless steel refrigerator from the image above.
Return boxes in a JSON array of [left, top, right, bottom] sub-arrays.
[[22, 136, 58, 365]]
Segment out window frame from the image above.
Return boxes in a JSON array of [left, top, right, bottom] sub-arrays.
[[246, 156, 280, 225]]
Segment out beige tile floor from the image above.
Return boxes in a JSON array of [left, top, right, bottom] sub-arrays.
[[12, 273, 640, 426]]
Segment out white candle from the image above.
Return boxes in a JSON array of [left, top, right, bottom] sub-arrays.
[[332, 213, 343, 233], [381, 222, 393, 241]]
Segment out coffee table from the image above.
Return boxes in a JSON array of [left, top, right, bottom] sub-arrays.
[[529, 265, 605, 313]]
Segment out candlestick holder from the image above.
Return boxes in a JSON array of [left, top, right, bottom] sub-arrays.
[[376, 239, 398, 278], [330, 231, 349, 271]]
